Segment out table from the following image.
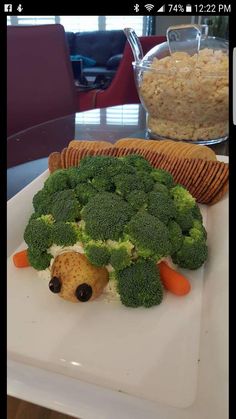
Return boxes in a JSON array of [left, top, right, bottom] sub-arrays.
[[7, 104, 229, 200], [7, 104, 229, 419]]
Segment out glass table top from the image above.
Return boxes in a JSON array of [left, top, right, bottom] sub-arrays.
[[7, 104, 229, 200]]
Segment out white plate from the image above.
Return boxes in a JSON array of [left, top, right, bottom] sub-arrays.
[[7, 157, 228, 419]]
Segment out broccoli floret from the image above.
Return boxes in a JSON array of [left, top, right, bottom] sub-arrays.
[[172, 236, 208, 270], [75, 220, 92, 244], [170, 184, 197, 231], [66, 167, 84, 188], [108, 240, 134, 271], [174, 209, 194, 232], [50, 189, 81, 222], [28, 212, 41, 222], [24, 216, 53, 252], [150, 168, 175, 188], [137, 171, 155, 192], [147, 191, 177, 224], [84, 241, 110, 267], [168, 220, 184, 254], [78, 155, 135, 181], [74, 183, 97, 205], [191, 203, 203, 222], [125, 211, 171, 261], [27, 248, 52, 270], [116, 259, 163, 308], [121, 154, 152, 173], [32, 188, 54, 215], [189, 219, 207, 241], [51, 221, 79, 246], [107, 159, 136, 177], [110, 248, 132, 271], [81, 192, 134, 241], [44, 169, 69, 194], [91, 176, 114, 192], [170, 184, 196, 211], [126, 189, 148, 211], [152, 182, 169, 195], [38, 214, 54, 224], [113, 173, 144, 197]]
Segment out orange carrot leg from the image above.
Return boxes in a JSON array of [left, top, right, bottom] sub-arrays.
[[13, 249, 30, 268], [158, 261, 191, 296]]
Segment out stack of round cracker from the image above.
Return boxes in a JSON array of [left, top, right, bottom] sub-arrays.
[[115, 138, 217, 161], [48, 139, 228, 205]]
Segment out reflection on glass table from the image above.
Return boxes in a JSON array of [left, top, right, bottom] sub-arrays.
[[7, 104, 229, 200]]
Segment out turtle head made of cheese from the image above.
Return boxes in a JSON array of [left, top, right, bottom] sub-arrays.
[[48, 252, 109, 302]]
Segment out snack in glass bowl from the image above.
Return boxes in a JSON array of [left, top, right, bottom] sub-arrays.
[[129, 24, 229, 144]]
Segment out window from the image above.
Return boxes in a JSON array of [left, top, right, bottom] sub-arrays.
[[75, 105, 140, 126], [106, 105, 140, 125], [7, 16, 148, 35], [75, 109, 101, 125], [14, 16, 56, 25], [105, 16, 145, 36], [59, 16, 98, 32]]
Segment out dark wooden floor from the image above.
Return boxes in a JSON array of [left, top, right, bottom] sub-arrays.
[[7, 396, 77, 419]]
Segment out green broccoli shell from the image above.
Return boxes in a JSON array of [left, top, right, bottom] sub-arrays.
[[150, 168, 175, 188], [24, 216, 53, 253], [137, 171, 155, 192], [126, 189, 148, 211], [81, 192, 134, 241], [189, 219, 207, 241], [191, 203, 203, 222], [50, 189, 81, 222], [152, 182, 170, 195], [170, 184, 196, 212], [44, 169, 69, 194], [66, 167, 85, 189], [172, 236, 208, 270], [168, 220, 184, 254], [91, 175, 114, 192], [147, 191, 177, 224], [84, 241, 111, 267], [174, 209, 194, 232], [74, 182, 97, 205], [116, 259, 164, 308], [121, 154, 153, 173], [51, 222, 79, 246], [78, 155, 135, 181], [108, 240, 134, 271], [32, 188, 54, 216], [113, 173, 144, 198], [125, 211, 171, 261], [27, 248, 52, 270]]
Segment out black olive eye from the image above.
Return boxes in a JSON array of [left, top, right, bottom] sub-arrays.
[[75, 283, 92, 302], [49, 277, 61, 293]]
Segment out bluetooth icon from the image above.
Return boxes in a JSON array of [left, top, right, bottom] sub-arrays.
[[134, 3, 139, 12]]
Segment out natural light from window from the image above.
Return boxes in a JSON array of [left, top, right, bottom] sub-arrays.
[[75, 105, 140, 126], [60, 16, 99, 32], [106, 105, 139, 125], [75, 109, 101, 125], [7, 16, 147, 36]]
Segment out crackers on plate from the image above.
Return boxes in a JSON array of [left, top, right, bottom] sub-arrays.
[[47, 139, 227, 205]]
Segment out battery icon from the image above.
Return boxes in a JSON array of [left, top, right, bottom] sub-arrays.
[[186, 4, 192, 12]]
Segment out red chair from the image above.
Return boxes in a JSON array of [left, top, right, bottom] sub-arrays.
[[7, 24, 77, 136], [76, 36, 166, 111]]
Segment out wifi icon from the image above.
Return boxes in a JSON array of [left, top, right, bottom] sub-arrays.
[[145, 3, 154, 11]]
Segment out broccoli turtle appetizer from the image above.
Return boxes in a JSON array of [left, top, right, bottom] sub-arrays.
[[23, 154, 208, 308]]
